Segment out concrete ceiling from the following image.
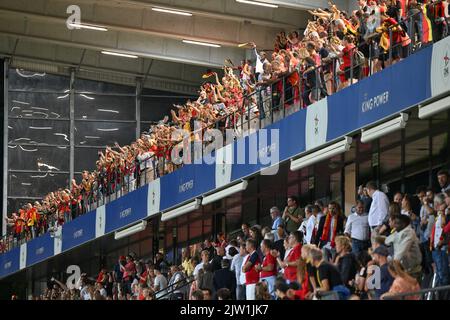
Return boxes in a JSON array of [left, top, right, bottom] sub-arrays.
[[0, 0, 329, 92]]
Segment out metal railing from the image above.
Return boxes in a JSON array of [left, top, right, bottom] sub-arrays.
[[153, 274, 195, 300], [382, 284, 450, 300], [2, 11, 447, 254]]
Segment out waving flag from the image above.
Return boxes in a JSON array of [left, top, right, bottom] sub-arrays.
[[422, 5, 433, 44]]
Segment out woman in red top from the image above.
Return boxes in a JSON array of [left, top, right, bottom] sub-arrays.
[[337, 34, 357, 91], [256, 239, 278, 299], [277, 231, 302, 284]]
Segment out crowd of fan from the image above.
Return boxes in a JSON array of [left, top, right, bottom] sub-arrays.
[[27, 169, 450, 300], [2, 0, 449, 252]]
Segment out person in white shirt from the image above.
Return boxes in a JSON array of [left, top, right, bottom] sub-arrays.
[[366, 181, 389, 233], [153, 268, 168, 300], [231, 243, 247, 300], [193, 249, 210, 277], [299, 205, 318, 244], [250, 42, 269, 82], [344, 200, 370, 254]]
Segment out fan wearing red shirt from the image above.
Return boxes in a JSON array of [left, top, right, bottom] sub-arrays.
[[338, 35, 357, 91], [242, 238, 260, 300], [256, 239, 278, 299], [278, 231, 303, 284]]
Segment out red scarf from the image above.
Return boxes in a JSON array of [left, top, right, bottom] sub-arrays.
[[321, 214, 338, 248]]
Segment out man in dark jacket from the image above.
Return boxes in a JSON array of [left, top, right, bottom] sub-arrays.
[[315, 201, 345, 261], [213, 259, 236, 299]]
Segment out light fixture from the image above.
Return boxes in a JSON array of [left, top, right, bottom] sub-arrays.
[[161, 199, 201, 222], [152, 7, 193, 16], [361, 113, 408, 143], [182, 40, 221, 48], [114, 221, 147, 240], [290, 136, 352, 171], [68, 23, 108, 31], [202, 180, 248, 206], [236, 0, 278, 8], [418, 96, 450, 119], [101, 51, 139, 59]]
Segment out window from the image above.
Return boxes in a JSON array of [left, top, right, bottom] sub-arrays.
[[9, 119, 70, 145], [8, 172, 69, 198], [74, 121, 136, 146], [9, 92, 70, 119], [380, 146, 401, 176], [8, 145, 69, 172], [8, 69, 69, 92], [75, 94, 136, 121]]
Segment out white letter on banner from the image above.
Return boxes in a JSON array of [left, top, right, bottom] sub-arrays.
[[147, 179, 161, 217], [215, 143, 233, 189], [66, 5, 81, 29], [54, 226, 63, 255], [305, 97, 328, 151], [66, 265, 81, 290], [260, 129, 279, 176], [366, 265, 381, 290], [248, 132, 258, 165], [19, 243, 27, 270], [96, 205, 106, 238], [203, 129, 223, 165]]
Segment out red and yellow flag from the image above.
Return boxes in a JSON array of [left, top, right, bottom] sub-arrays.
[[422, 5, 433, 44]]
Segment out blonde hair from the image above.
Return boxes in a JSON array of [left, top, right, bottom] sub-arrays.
[[335, 235, 352, 252]]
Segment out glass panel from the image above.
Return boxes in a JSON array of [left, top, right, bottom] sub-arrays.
[[189, 220, 203, 240], [379, 130, 401, 149], [8, 119, 70, 145], [75, 94, 135, 121], [380, 146, 401, 175], [8, 92, 70, 119], [74, 121, 136, 146], [178, 225, 188, 243], [432, 133, 448, 158], [8, 172, 69, 198], [405, 110, 429, 139], [431, 109, 448, 126], [358, 160, 372, 185], [8, 145, 69, 171], [203, 217, 212, 237], [405, 137, 429, 167], [74, 78, 135, 94], [357, 136, 372, 153], [141, 96, 188, 122], [7, 198, 40, 215], [8, 69, 70, 92], [74, 147, 104, 172], [330, 171, 341, 202]]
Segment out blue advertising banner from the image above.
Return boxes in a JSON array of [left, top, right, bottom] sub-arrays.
[[327, 45, 433, 141], [105, 185, 149, 233], [62, 210, 96, 252], [0, 247, 20, 279], [26, 233, 54, 267], [160, 161, 215, 211]]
